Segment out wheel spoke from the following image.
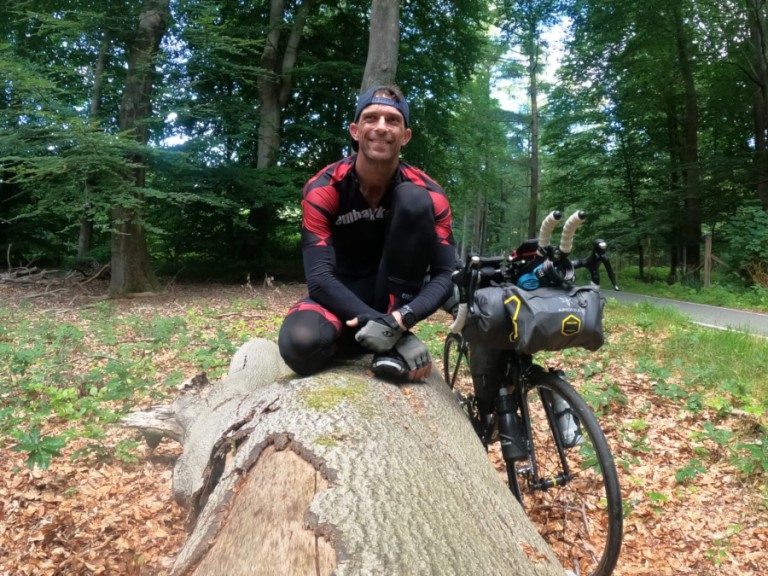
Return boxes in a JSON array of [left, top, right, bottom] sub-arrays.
[[512, 374, 622, 576]]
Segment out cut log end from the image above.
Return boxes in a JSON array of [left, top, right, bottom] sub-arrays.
[[182, 443, 338, 576]]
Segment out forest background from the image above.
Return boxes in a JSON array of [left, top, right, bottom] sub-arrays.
[[2, 1, 768, 573], [4, 0, 768, 297]]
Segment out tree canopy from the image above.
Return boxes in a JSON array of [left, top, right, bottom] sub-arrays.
[[2, 0, 768, 288]]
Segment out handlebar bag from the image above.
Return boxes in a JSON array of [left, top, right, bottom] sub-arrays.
[[465, 285, 605, 354]]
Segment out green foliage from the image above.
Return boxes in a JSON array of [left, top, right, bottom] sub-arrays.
[[12, 428, 66, 470], [645, 491, 669, 514], [617, 267, 768, 312], [675, 458, 707, 484], [580, 377, 628, 415], [694, 422, 733, 447], [720, 204, 768, 284], [705, 524, 743, 567], [113, 438, 141, 464], [415, 318, 450, 360], [1, 0, 497, 278], [601, 299, 768, 479], [732, 438, 768, 475], [0, 293, 272, 467]]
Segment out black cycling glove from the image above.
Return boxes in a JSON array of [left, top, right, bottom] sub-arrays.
[[355, 314, 403, 352]]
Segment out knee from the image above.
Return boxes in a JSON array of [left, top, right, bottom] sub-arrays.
[[391, 183, 433, 224], [278, 310, 339, 376]]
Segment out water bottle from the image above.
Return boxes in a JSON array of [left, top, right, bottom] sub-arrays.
[[496, 387, 527, 461], [553, 394, 584, 448]]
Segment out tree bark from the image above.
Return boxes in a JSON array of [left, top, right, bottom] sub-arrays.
[[746, 0, 768, 209], [361, 0, 401, 90], [673, 2, 702, 277], [257, 0, 315, 170], [78, 29, 111, 260], [240, 0, 314, 261], [527, 40, 541, 240], [110, 0, 169, 295], [124, 338, 566, 576]]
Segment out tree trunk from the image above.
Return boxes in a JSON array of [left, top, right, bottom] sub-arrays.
[[673, 3, 702, 277], [664, 89, 683, 284], [123, 339, 566, 576], [257, 0, 314, 170], [361, 0, 401, 90], [78, 29, 111, 260], [473, 193, 487, 255], [746, 0, 768, 209], [527, 40, 540, 240], [110, 0, 169, 295], [240, 0, 313, 261]]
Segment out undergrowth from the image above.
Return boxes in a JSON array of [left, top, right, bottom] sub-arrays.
[[0, 294, 279, 470], [1, 286, 766, 485], [612, 266, 768, 312], [594, 299, 768, 483]]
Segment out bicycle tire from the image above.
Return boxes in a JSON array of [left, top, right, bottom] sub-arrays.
[[442, 332, 470, 391], [514, 369, 623, 576]]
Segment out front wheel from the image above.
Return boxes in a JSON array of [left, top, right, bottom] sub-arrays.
[[442, 332, 470, 391], [516, 370, 623, 576]]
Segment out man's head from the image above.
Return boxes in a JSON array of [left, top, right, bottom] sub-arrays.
[[354, 85, 410, 128], [350, 85, 412, 158]]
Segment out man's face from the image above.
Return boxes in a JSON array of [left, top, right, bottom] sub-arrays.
[[350, 104, 412, 163]]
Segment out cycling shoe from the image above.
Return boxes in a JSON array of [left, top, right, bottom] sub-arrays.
[[371, 350, 408, 380]]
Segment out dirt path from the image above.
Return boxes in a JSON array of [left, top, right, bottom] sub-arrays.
[[0, 280, 765, 575]]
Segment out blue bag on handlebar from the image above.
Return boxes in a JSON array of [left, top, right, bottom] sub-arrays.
[[464, 284, 605, 354]]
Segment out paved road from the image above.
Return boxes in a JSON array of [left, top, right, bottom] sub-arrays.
[[600, 289, 768, 337]]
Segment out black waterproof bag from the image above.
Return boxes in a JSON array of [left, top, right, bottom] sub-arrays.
[[463, 284, 605, 354]]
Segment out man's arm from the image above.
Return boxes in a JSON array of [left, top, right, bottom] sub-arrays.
[[303, 243, 380, 321], [301, 181, 380, 322]]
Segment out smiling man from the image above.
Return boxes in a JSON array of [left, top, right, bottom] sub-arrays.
[[278, 85, 456, 382]]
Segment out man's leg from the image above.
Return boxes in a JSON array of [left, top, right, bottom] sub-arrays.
[[277, 299, 342, 376], [374, 182, 436, 310], [371, 183, 437, 380]]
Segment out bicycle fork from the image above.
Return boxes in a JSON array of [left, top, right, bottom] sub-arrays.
[[498, 378, 575, 501]]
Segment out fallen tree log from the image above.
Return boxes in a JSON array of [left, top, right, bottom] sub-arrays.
[[123, 338, 566, 576]]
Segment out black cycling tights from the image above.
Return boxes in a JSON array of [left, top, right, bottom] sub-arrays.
[[373, 182, 437, 310], [278, 182, 436, 376]]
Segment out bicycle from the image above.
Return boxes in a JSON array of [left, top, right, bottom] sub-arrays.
[[443, 210, 623, 576]]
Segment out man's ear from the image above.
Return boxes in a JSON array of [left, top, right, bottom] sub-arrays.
[[349, 123, 360, 144], [402, 127, 412, 145]]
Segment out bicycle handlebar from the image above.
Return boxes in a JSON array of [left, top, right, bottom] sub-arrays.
[[449, 209, 619, 332], [537, 210, 562, 249], [449, 255, 506, 334], [572, 239, 620, 291], [559, 210, 586, 255], [449, 302, 468, 333]]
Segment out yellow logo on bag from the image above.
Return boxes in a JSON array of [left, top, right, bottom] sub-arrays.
[[562, 314, 581, 336], [504, 293, 521, 342]]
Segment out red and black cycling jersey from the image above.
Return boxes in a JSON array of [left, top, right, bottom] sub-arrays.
[[301, 155, 455, 322]]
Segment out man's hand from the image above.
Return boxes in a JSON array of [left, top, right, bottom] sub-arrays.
[[371, 333, 432, 382], [394, 333, 432, 381], [347, 311, 407, 330], [354, 315, 403, 352]]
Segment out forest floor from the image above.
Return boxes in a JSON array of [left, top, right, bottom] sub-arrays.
[[0, 279, 766, 575]]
